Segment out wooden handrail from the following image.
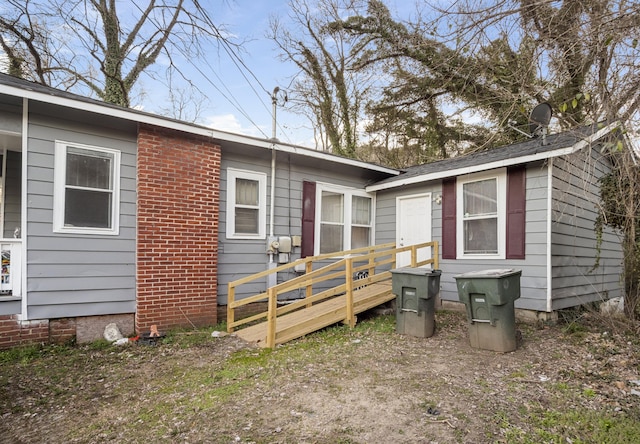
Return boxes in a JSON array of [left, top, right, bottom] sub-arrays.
[[266, 287, 277, 348], [345, 257, 355, 327], [227, 241, 439, 339]]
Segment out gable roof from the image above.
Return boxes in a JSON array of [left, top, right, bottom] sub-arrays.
[[0, 72, 399, 176], [366, 122, 618, 192]]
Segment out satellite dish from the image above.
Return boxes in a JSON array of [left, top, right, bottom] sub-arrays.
[[528, 102, 552, 137]]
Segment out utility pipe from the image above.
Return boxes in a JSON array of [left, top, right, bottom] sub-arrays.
[[269, 87, 279, 265], [266, 87, 283, 289]]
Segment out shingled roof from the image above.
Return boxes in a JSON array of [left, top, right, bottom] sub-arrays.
[[0, 72, 399, 176], [367, 122, 618, 192]]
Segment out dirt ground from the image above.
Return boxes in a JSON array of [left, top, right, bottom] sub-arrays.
[[1, 309, 639, 443]]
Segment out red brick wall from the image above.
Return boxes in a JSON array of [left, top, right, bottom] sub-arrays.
[[0, 314, 136, 349], [0, 315, 49, 349], [49, 318, 77, 344], [136, 124, 220, 333]]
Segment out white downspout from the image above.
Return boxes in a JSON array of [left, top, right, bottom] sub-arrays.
[[0, 147, 6, 237], [20, 98, 28, 319], [546, 159, 553, 313]]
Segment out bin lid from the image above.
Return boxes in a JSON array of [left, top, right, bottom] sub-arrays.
[[390, 267, 441, 276], [453, 268, 521, 279]]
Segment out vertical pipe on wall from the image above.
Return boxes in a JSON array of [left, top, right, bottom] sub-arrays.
[[546, 158, 553, 313], [20, 98, 28, 319], [270, 88, 278, 243], [269, 146, 275, 253], [267, 87, 288, 289], [267, 88, 280, 289], [0, 147, 7, 237]]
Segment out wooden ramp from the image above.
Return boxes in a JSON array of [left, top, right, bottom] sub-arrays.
[[227, 241, 439, 348], [235, 281, 394, 347]]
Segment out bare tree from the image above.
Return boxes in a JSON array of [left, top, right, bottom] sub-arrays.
[[269, 0, 375, 157], [332, 0, 542, 161], [0, 0, 234, 108], [595, 143, 640, 320], [434, 0, 640, 126], [0, 0, 58, 84], [331, 0, 640, 157]]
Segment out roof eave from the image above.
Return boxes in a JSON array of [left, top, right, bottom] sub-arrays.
[[0, 82, 399, 176], [366, 121, 619, 192]]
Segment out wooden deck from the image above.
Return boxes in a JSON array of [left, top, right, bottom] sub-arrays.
[[235, 281, 394, 347], [227, 241, 439, 348]]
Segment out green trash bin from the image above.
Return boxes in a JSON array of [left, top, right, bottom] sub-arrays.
[[391, 268, 441, 338], [454, 269, 521, 352]]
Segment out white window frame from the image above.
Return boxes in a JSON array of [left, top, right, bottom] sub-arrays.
[[226, 168, 267, 239], [456, 168, 506, 259], [53, 141, 121, 236], [314, 183, 375, 255]]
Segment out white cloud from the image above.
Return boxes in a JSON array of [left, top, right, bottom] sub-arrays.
[[204, 113, 266, 138], [203, 113, 318, 149]]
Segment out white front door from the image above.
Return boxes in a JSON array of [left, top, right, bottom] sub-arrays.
[[396, 193, 432, 268]]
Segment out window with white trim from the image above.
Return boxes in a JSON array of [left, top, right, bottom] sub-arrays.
[[316, 184, 373, 254], [54, 141, 120, 235], [226, 168, 266, 239], [456, 169, 506, 258]]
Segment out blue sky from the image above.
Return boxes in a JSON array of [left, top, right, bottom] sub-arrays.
[[140, 1, 316, 147], [133, 0, 638, 153], [192, 2, 300, 141], [138, 0, 417, 148]]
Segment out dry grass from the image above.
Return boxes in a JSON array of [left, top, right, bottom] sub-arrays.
[[1, 309, 639, 443]]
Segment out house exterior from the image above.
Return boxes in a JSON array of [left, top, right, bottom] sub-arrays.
[[368, 123, 624, 317], [0, 72, 625, 349], [218, 137, 397, 306], [0, 73, 397, 348]]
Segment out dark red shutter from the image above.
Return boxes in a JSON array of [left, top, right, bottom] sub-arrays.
[[506, 166, 526, 259], [301, 181, 316, 258], [441, 178, 456, 259]]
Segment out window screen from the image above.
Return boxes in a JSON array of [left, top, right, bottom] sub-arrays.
[[64, 147, 114, 228], [234, 178, 260, 234], [462, 178, 498, 254]]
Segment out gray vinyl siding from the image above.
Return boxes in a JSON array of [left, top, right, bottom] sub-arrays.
[[0, 100, 22, 133], [0, 297, 20, 316], [550, 147, 623, 309], [4, 150, 22, 238], [218, 150, 272, 303], [25, 103, 137, 319], [218, 148, 388, 304], [374, 181, 441, 261], [374, 164, 551, 312]]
